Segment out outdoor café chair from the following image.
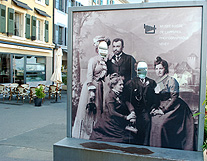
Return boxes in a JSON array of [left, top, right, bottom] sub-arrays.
[[49, 85, 61, 100], [21, 84, 30, 91], [56, 81, 62, 100], [29, 87, 36, 104], [0, 85, 8, 101], [7, 83, 19, 100], [16, 85, 29, 103]]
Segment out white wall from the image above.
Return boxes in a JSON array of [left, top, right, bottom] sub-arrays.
[[54, 8, 68, 27]]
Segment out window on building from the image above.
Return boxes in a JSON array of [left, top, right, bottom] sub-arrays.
[[0, 54, 47, 83], [56, 0, 65, 12], [13, 55, 24, 84], [55, 25, 58, 44], [45, 20, 49, 42], [65, 28, 68, 46], [59, 0, 63, 11], [7, 8, 14, 35], [58, 26, 63, 45], [95, 0, 102, 5], [92, 0, 96, 5], [45, 0, 49, 5], [110, 0, 114, 4], [25, 14, 30, 39], [55, 25, 64, 45], [31, 16, 36, 40], [55, 25, 65, 45], [26, 56, 46, 82], [35, 0, 46, 5], [14, 12, 23, 37], [36, 19, 43, 41], [56, 0, 59, 9], [0, 4, 6, 33], [75, 2, 82, 6], [66, 0, 72, 13]]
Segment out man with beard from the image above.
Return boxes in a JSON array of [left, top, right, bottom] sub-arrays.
[[107, 38, 136, 83]]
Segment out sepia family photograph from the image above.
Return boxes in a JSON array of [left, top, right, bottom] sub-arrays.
[[71, 6, 202, 151]]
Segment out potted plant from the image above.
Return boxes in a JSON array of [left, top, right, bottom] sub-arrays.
[[202, 100, 207, 151], [34, 85, 46, 106]]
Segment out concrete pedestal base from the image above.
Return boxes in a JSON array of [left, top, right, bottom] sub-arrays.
[[54, 138, 203, 161]]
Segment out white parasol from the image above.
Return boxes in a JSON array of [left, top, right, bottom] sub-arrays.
[[51, 47, 63, 84]]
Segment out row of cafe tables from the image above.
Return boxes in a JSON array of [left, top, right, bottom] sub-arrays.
[[0, 83, 62, 103]]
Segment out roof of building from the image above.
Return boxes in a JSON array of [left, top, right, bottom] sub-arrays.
[[175, 62, 193, 73], [12, 0, 32, 11], [34, 7, 51, 18]]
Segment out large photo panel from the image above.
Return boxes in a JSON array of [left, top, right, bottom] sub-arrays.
[[71, 6, 202, 151]]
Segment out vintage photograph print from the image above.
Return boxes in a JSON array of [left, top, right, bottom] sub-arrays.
[[71, 6, 202, 151]]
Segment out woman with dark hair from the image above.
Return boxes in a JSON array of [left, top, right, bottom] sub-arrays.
[[72, 36, 111, 139], [150, 56, 195, 150], [90, 73, 136, 143]]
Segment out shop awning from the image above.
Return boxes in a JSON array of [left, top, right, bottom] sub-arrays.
[[12, 0, 32, 10], [34, 8, 51, 18]]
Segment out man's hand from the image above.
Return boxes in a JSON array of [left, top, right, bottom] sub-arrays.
[[126, 111, 136, 120], [130, 118, 136, 123], [150, 108, 164, 116]]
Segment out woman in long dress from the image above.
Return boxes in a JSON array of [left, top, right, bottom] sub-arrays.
[[72, 36, 111, 139], [90, 73, 136, 143], [150, 56, 195, 150]]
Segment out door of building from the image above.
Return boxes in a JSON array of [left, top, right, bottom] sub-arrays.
[[0, 54, 11, 83], [13, 55, 25, 84]]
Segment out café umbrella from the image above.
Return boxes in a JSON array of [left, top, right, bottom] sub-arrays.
[[50, 47, 63, 102]]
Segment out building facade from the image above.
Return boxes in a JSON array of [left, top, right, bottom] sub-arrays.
[[54, 0, 73, 72], [53, 0, 82, 86], [0, 0, 54, 86]]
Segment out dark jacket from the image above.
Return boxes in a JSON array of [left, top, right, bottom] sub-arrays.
[[107, 52, 136, 82], [124, 77, 158, 112]]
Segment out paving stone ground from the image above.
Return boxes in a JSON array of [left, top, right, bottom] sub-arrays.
[[0, 91, 67, 161]]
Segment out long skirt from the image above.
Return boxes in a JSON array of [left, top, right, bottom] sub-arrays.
[[72, 80, 103, 139], [90, 114, 133, 143], [150, 98, 195, 150]]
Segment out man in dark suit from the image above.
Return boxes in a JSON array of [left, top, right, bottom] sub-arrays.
[[125, 62, 158, 146], [107, 38, 136, 82]]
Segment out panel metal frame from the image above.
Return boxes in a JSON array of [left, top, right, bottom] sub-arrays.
[[67, 1, 207, 151]]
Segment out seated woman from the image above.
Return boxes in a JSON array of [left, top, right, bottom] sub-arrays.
[[150, 56, 195, 150], [90, 73, 136, 143]]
